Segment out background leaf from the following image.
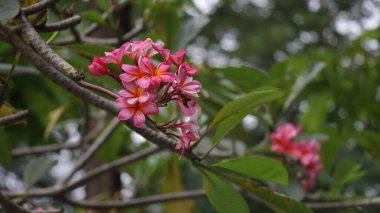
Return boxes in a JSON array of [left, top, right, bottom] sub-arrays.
[[201, 168, 250, 213], [0, 0, 20, 25], [213, 157, 288, 185], [23, 156, 57, 189]]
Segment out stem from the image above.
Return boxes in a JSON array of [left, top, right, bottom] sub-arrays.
[[78, 80, 119, 99]]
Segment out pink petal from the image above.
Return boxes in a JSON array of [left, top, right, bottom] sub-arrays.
[[115, 97, 128, 108], [141, 102, 159, 115], [133, 110, 146, 128], [183, 81, 201, 94], [137, 77, 151, 88], [118, 89, 134, 98], [126, 97, 138, 105], [121, 64, 139, 74], [147, 92, 158, 102], [139, 56, 155, 74], [138, 92, 150, 103], [160, 73, 175, 82], [120, 73, 137, 83], [118, 108, 135, 120], [156, 63, 171, 75], [122, 82, 138, 94], [176, 66, 187, 85]]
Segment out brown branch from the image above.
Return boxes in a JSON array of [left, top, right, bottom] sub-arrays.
[[0, 191, 30, 213], [63, 118, 120, 182], [0, 110, 29, 126], [15, 14, 83, 80], [22, 0, 58, 16], [63, 190, 206, 209], [306, 196, 380, 209], [38, 15, 81, 32], [3, 146, 161, 198]]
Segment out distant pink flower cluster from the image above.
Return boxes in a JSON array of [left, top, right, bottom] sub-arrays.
[[88, 39, 201, 159], [270, 123, 323, 191]]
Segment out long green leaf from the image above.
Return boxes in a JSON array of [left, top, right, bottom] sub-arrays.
[[210, 87, 283, 129], [221, 172, 313, 213], [201, 169, 250, 213], [213, 157, 288, 185], [62, 43, 114, 58], [207, 87, 283, 153]]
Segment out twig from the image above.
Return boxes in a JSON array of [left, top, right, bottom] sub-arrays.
[[306, 196, 380, 209], [15, 14, 83, 80], [0, 110, 29, 126], [0, 191, 30, 213], [22, 0, 58, 16], [63, 190, 205, 209], [38, 15, 81, 32], [3, 146, 162, 198], [63, 118, 121, 183], [78, 80, 119, 99]]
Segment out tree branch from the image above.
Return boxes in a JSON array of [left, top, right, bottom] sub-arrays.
[[63, 118, 120, 182], [63, 190, 206, 209], [306, 196, 380, 209], [38, 15, 81, 32], [22, 0, 58, 16], [0, 191, 30, 213], [3, 146, 162, 198], [0, 110, 29, 126], [15, 14, 83, 80]]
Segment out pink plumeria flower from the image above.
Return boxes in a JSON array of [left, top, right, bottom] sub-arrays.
[[172, 120, 200, 140], [120, 64, 151, 88], [127, 39, 157, 61], [152, 43, 171, 62], [270, 123, 302, 144], [179, 63, 198, 76], [139, 56, 175, 87], [104, 46, 126, 67], [116, 99, 159, 128], [88, 56, 108, 76], [170, 49, 187, 66], [118, 82, 156, 105], [175, 97, 200, 117], [175, 131, 196, 159], [175, 67, 201, 96]]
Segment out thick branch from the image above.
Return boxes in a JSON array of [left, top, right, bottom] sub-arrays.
[[0, 110, 29, 126], [15, 14, 83, 80], [64, 190, 205, 209], [22, 0, 58, 16], [63, 118, 120, 182], [38, 15, 81, 32], [0, 191, 30, 213]]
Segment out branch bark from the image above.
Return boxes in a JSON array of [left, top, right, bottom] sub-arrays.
[[0, 110, 29, 126], [0, 191, 30, 213], [22, 0, 58, 16]]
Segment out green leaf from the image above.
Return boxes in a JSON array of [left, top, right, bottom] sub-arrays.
[[208, 87, 283, 152], [153, 6, 180, 49], [300, 93, 331, 132], [80, 10, 106, 26], [213, 157, 288, 185], [201, 169, 250, 213], [320, 128, 341, 172], [95, 0, 108, 11], [23, 156, 57, 189], [358, 131, 380, 164], [333, 161, 366, 187], [0, 0, 20, 25], [210, 87, 283, 129], [284, 62, 325, 110], [62, 43, 114, 58], [175, 15, 209, 51], [221, 172, 312, 213]]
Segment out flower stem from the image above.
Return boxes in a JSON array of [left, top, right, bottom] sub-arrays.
[[78, 80, 119, 99]]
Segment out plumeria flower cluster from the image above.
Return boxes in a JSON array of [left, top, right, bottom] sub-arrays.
[[88, 39, 202, 159], [270, 123, 323, 191]]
